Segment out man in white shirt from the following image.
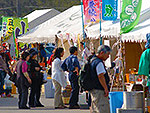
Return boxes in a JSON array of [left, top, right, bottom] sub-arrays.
[[90, 45, 112, 113]]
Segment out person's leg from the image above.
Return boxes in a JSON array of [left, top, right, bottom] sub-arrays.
[[35, 84, 43, 106], [52, 79, 64, 108], [20, 85, 29, 108], [29, 82, 36, 107], [0, 71, 6, 95], [90, 90, 110, 113], [69, 76, 79, 107], [17, 83, 22, 108], [88, 93, 91, 107]]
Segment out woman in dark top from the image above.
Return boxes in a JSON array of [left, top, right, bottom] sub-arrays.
[[28, 49, 45, 107]]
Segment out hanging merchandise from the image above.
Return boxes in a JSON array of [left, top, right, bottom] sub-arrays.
[[58, 34, 65, 51], [66, 33, 72, 47], [120, 0, 142, 34], [72, 34, 77, 44], [102, 0, 118, 20], [89, 41, 94, 52], [77, 34, 81, 51], [82, 47, 91, 61]]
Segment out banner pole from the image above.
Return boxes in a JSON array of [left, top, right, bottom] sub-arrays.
[[80, 0, 86, 48], [99, 0, 102, 45]]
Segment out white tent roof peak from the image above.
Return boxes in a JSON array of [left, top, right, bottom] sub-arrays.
[[24, 9, 53, 23], [24, 8, 60, 29], [18, 5, 82, 43]]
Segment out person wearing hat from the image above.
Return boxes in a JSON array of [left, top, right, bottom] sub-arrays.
[[138, 33, 150, 92], [28, 48, 46, 107]]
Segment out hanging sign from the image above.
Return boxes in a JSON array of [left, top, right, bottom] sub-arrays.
[[102, 0, 118, 20]]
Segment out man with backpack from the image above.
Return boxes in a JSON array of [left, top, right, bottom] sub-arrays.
[[89, 45, 111, 113], [61, 46, 81, 109]]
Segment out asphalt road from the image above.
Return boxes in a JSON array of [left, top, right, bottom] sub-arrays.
[[0, 93, 90, 113]]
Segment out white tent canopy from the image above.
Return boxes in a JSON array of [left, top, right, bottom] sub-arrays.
[[19, 0, 150, 43], [85, 0, 150, 42], [18, 6, 82, 43]]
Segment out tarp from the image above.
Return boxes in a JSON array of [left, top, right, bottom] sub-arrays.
[[24, 9, 60, 29], [18, 6, 82, 43]]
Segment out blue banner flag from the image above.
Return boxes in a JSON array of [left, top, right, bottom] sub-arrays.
[[102, 0, 118, 21]]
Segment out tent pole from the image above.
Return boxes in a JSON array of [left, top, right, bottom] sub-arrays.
[[99, 0, 102, 45], [80, 0, 86, 48]]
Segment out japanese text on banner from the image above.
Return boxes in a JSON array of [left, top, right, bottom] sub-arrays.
[[102, 0, 118, 20], [120, 0, 142, 34], [83, 0, 101, 26]]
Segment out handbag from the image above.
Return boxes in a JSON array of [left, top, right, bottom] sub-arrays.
[[9, 72, 17, 86], [48, 67, 52, 75], [9, 72, 17, 82]]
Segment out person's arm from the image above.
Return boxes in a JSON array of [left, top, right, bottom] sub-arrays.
[[72, 57, 81, 75], [98, 73, 109, 97], [22, 62, 32, 84], [96, 62, 109, 97], [0, 56, 9, 73], [41, 57, 45, 63]]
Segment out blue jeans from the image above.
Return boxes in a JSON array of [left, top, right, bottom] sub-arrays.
[[0, 70, 6, 95], [69, 73, 79, 106]]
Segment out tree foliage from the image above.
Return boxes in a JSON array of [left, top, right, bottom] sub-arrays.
[[0, 0, 80, 17]]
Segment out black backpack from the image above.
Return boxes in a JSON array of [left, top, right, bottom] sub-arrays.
[[79, 57, 96, 91]]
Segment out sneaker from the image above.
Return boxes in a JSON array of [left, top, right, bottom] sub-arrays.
[[19, 106, 30, 109], [36, 104, 44, 107], [1, 93, 6, 98], [69, 105, 80, 109], [6, 94, 13, 98], [29, 105, 36, 108]]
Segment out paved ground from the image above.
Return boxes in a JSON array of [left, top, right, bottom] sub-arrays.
[[0, 93, 90, 113]]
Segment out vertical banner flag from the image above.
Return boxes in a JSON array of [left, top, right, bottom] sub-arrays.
[[13, 18, 29, 58], [83, 0, 101, 26], [102, 0, 118, 20], [120, 0, 142, 34], [1, 17, 14, 42], [1, 17, 29, 58]]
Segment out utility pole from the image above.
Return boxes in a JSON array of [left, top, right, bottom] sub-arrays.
[[16, 0, 20, 17]]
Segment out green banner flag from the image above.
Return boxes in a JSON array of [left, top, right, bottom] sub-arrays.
[[120, 0, 142, 34], [13, 18, 29, 58], [1, 17, 29, 59]]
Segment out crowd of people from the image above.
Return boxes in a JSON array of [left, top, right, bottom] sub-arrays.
[[1, 39, 149, 113], [0, 42, 113, 113]]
